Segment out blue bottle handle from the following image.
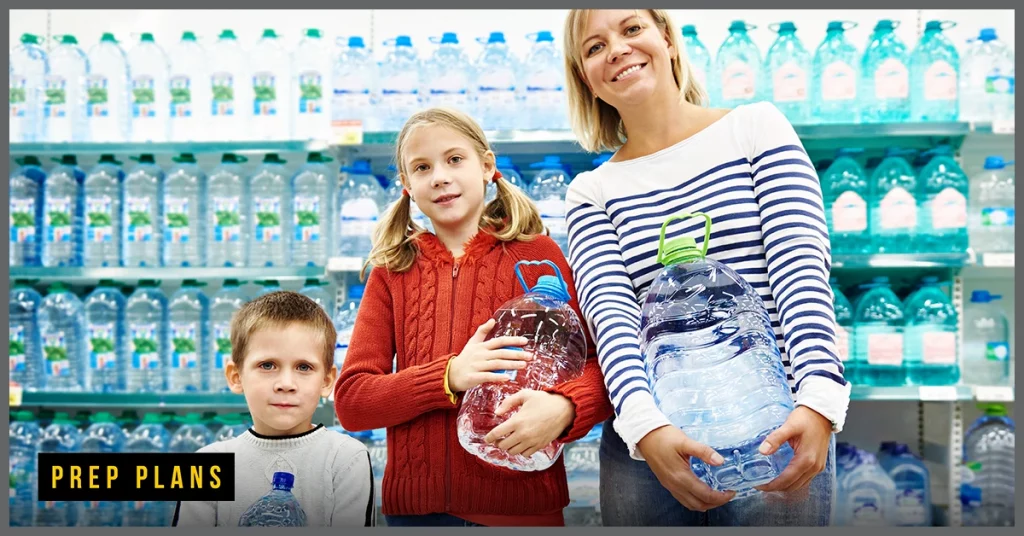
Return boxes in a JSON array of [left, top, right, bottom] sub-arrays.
[[514, 260, 567, 294], [657, 213, 711, 265]]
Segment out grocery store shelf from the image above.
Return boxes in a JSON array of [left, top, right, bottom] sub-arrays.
[[832, 253, 970, 269], [9, 139, 330, 156], [13, 391, 250, 408], [850, 385, 1014, 402], [8, 265, 325, 282]]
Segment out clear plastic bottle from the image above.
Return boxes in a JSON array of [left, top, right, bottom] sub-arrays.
[[292, 28, 332, 141], [84, 154, 124, 267], [822, 148, 871, 255], [910, 21, 959, 122], [9, 411, 43, 526], [249, 29, 291, 141], [209, 279, 246, 392], [969, 156, 1015, 254], [125, 280, 168, 393], [38, 283, 86, 392], [333, 285, 363, 370], [681, 25, 711, 96], [299, 278, 333, 315], [521, 31, 568, 130], [207, 153, 249, 267], [423, 32, 474, 114], [126, 33, 170, 142], [43, 155, 85, 267], [249, 153, 291, 267], [528, 155, 571, 254], [9, 155, 46, 266], [207, 29, 250, 141], [963, 404, 1015, 527], [838, 451, 898, 526], [831, 277, 855, 383], [870, 148, 918, 254], [337, 160, 385, 258], [46, 34, 89, 143], [713, 21, 762, 109], [292, 152, 335, 267], [564, 424, 602, 526], [852, 277, 906, 387], [169, 412, 214, 453], [84, 280, 127, 393], [959, 29, 1015, 122], [238, 472, 308, 527], [963, 290, 1011, 386], [917, 145, 968, 254], [10, 33, 48, 142], [812, 21, 860, 124], [474, 32, 519, 130], [168, 31, 210, 142], [35, 413, 83, 526], [9, 281, 44, 391], [333, 36, 379, 132], [122, 413, 172, 526], [86, 33, 131, 142], [167, 280, 209, 392], [860, 20, 911, 123], [122, 154, 163, 267], [79, 412, 127, 526], [378, 36, 422, 131], [903, 277, 959, 386], [162, 153, 206, 267], [254, 279, 282, 299], [764, 21, 811, 124]]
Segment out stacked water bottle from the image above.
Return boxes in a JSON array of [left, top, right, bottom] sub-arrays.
[[835, 441, 930, 526], [9, 410, 249, 526]]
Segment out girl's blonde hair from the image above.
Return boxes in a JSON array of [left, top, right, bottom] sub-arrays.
[[363, 107, 544, 276], [563, 9, 708, 153]]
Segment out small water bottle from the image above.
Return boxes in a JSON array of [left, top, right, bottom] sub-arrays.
[[238, 472, 308, 527]]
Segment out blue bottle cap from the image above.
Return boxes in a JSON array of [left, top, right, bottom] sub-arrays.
[[970, 290, 991, 303], [349, 285, 365, 300], [395, 35, 412, 47], [874, 20, 896, 32], [592, 153, 613, 167], [495, 156, 514, 168], [530, 155, 563, 169], [531, 275, 570, 302], [983, 156, 1006, 170], [487, 32, 505, 44], [681, 25, 698, 37], [272, 471, 295, 490], [978, 28, 997, 42], [826, 21, 845, 32], [341, 159, 374, 174], [890, 443, 911, 456], [775, 22, 797, 33], [728, 21, 749, 33], [535, 31, 554, 42], [348, 36, 365, 48], [920, 276, 939, 285], [440, 32, 458, 44]]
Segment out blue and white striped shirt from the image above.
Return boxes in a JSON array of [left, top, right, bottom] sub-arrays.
[[565, 102, 851, 459]]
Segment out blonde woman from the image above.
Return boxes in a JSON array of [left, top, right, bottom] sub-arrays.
[[561, 10, 849, 525]]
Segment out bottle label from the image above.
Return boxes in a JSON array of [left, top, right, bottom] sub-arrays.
[[867, 332, 903, 365], [252, 72, 277, 116], [849, 489, 885, 524], [171, 322, 198, 369], [164, 196, 191, 243], [836, 326, 850, 362], [9, 325, 26, 373], [721, 60, 756, 100], [213, 196, 242, 243], [772, 62, 807, 103], [126, 196, 154, 243], [879, 187, 917, 230], [428, 88, 469, 108], [334, 87, 372, 112], [211, 72, 235, 116], [10, 198, 36, 243], [45, 196, 73, 243], [10, 75, 27, 116], [169, 75, 192, 118], [476, 87, 516, 108], [44, 75, 68, 118], [929, 187, 967, 230], [294, 195, 321, 242], [981, 207, 1015, 228], [88, 323, 117, 370], [380, 89, 419, 111], [986, 342, 1009, 362], [984, 70, 1014, 96], [832, 191, 868, 232], [253, 197, 282, 242], [524, 87, 565, 108], [297, 70, 323, 115], [86, 195, 114, 243], [922, 331, 957, 364], [42, 331, 71, 377], [340, 199, 380, 237], [924, 60, 957, 101], [895, 488, 928, 525], [130, 323, 160, 370], [874, 58, 909, 99], [536, 198, 567, 236], [132, 75, 157, 118], [822, 61, 857, 101], [86, 75, 110, 117], [214, 322, 231, 370]]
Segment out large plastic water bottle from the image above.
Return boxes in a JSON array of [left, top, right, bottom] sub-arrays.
[[35, 412, 83, 527], [903, 277, 958, 386], [838, 450, 898, 526], [333, 285, 362, 370], [812, 21, 859, 124], [337, 160, 385, 258], [496, 155, 528, 190], [423, 32, 473, 113], [209, 279, 246, 392], [860, 20, 910, 123], [852, 277, 905, 387], [10, 33, 48, 142], [250, 29, 291, 141], [46, 35, 89, 143], [528, 155, 571, 254], [959, 29, 1015, 122], [830, 277, 855, 382], [168, 31, 209, 142], [917, 145, 968, 253], [79, 412, 127, 526], [457, 260, 587, 471], [126, 33, 169, 143], [910, 21, 959, 122], [564, 424, 602, 526], [292, 152, 334, 267], [168, 280, 209, 392], [163, 153, 206, 267], [870, 148, 918, 254], [125, 280, 167, 393], [208, 29, 249, 141], [249, 153, 290, 267], [238, 472, 308, 526], [682, 25, 711, 95], [822, 148, 870, 255], [10, 156, 46, 266], [86, 33, 130, 142], [122, 413, 171, 526], [10, 281, 44, 391], [84, 154, 124, 267], [299, 279, 333, 315], [640, 214, 794, 496], [963, 404, 1014, 527], [764, 22, 810, 124], [384, 171, 432, 232], [333, 36, 379, 131], [963, 290, 1010, 386], [123, 154, 163, 267], [38, 283, 86, 392], [876, 442, 931, 526], [969, 156, 1015, 254], [9, 411, 42, 526], [84, 280, 127, 393], [213, 413, 250, 442], [521, 31, 568, 130], [474, 32, 518, 130], [169, 413, 214, 453], [292, 28, 332, 140], [378, 35, 423, 131], [207, 153, 248, 267], [713, 21, 762, 109], [43, 155, 85, 267]]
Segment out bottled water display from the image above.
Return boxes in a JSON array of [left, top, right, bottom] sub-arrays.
[[457, 260, 586, 471], [43, 155, 85, 267], [713, 21, 762, 109], [860, 20, 910, 123], [255, 279, 282, 298], [35, 413, 83, 527], [384, 172, 431, 232], [38, 283, 86, 392], [870, 149, 918, 254], [210, 279, 246, 392], [79, 412, 127, 526], [822, 148, 870, 255], [910, 21, 959, 122], [214, 413, 252, 442], [423, 33, 473, 113], [564, 424, 602, 526], [10, 281, 43, 390], [836, 443, 898, 526], [126, 33, 169, 143], [9, 411, 43, 527], [831, 278, 854, 375], [496, 156, 528, 190], [333, 36, 377, 132], [169, 413, 214, 453], [377, 36, 420, 132], [162, 153, 205, 267], [959, 28, 1015, 122], [46, 35, 89, 143], [902, 277, 959, 385], [292, 152, 334, 267], [84, 280, 127, 393], [208, 29, 249, 142], [917, 146, 968, 253], [208, 153, 248, 267], [528, 156, 571, 253], [337, 160, 385, 258], [474, 32, 518, 130], [86, 33, 130, 142], [249, 153, 290, 267], [851, 277, 904, 387], [299, 278, 333, 315], [125, 280, 167, 393], [10, 156, 46, 266], [84, 155, 124, 267], [167, 31, 209, 142], [877, 443, 931, 526], [521, 31, 568, 130], [123, 413, 173, 526], [291, 29, 332, 141], [640, 214, 794, 497], [249, 29, 291, 141], [764, 21, 810, 124], [682, 25, 711, 94], [168, 280, 209, 392], [122, 154, 163, 267], [969, 156, 1015, 255], [963, 290, 1010, 386], [362, 429, 387, 508], [333, 285, 363, 370], [812, 21, 860, 124], [238, 472, 308, 527], [10, 33, 48, 142], [962, 405, 1015, 527]]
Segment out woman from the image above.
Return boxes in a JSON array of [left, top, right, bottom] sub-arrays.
[[561, 9, 851, 526]]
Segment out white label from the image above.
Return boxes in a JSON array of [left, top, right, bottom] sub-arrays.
[[524, 87, 565, 108], [879, 187, 917, 230], [212, 196, 241, 243], [867, 333, 903, 365], [334, 88, 372, 112], [340, 199, 380, 237], [922, 331, 957, 364], [536, 198, 566, 236], [294, 195, 321, 242], [822, 62, 857, 101], [929, 188, 967, 229], [836, 326, 850, 362], [974, 386, 1014, 402], [874, 58, 909, 99], [832, 191, 868, 232], [722, 60, 756, 100], [919, 385, 958, 401], [924, 61, 957, 101], [773, 62, 807, 102], [476, 88, 516, 108], [253, 197, 282, 243]]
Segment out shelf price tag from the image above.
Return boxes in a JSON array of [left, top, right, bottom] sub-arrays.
[[10, 381, 23, 407], [982, 253, 1015, 267], [992, 119, 1015, 135], [919, 386, 959, 401], [327, 256, 364, 273], [332, 119, 364, 145], [974, 386, 1014, 402]]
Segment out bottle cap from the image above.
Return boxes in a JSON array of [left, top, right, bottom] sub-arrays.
[[272, 471, 295, 490]]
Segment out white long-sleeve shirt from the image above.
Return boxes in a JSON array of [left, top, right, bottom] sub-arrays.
[[565, 102, 851, 460]]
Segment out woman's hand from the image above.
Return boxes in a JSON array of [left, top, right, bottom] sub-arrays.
[[484, 389, 575, 458], [447, 319, 533, 393], [637, 425, 736, 511], [755, 406, 833, 494]]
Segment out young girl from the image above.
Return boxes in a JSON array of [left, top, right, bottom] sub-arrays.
[[334, 107, 613, 527]]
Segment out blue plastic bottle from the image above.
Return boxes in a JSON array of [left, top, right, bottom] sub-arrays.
[[291, 152, 335, 267], [831, 277, 855, 383], [963, 290, 1011, 386], [870, 148, 918, 254], [917, 146, 968, 254], [714, 21, 762, 109], [860, 20, 911, 123], [38, 283, 86, 392], [123, 413, 172, 526], [249, 154, 290, 267], [10, 156, 47, 266], [36, 412, 83, 526], [521, 31, 568, 130], [10, 281, 44, 391], [84, 279, 127, 393], [337, 160, 385, 258], [910, 21, 960, 122], [333, 285, 363, 370], [377, 36, 421, 132], [162, 153, 206, 267], [963, 404, 1015, 527], [681, 25, 712, 95], [84, 154, 125, 267], [474, 32, 519, 130], [528, 156, 571, 254], [125, 280, 168, 393], [839, 450, 898, 526], [43, 155, 85, 267], [238, 472, 308, 526], [878, 442, 932, 526], [167, 280, 209, 392], [122, 154, 163, 267], [764, 22, 811, 124], [852, 277, 906, 387], [564, 424, 602, 525], [299, 278, 333, 315], [9, 411, 43, 526], [822, 148, 871, 255], [169, 413, 214, 453], [332, 36, 378, 132], [79, 412, 127, 526], [903, 277, 959, 386], [209, 279, 246, 392], [207, 153, 248, 267], [495, 156, 528, 190]]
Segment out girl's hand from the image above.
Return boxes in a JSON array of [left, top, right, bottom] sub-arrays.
[[636, 425, 736, 511], [447, 319, 533, 393], [484, 389, 575, 458], [755, 406, 833, 494]]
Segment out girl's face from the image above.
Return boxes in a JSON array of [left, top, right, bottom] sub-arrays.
[[400, 124, 494, 233], [578, 10, 677, 111]]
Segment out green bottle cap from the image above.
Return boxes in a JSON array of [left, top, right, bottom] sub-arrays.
[[658, 213, 712, 267]]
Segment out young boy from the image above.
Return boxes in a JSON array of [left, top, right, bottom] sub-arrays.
[[173, 291, 373, 527]]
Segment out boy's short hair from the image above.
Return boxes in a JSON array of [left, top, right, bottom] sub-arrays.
[[230, 291, 336, 371]]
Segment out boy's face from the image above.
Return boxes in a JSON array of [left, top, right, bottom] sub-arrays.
[[225, 323, 335, 437]]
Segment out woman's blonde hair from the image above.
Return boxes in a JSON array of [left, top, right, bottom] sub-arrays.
[[563, 9, 708, 153], [363, 107, 544, 277]]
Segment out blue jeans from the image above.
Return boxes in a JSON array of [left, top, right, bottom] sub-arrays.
[[599, 417, 836, 526], [384, 514, 485, 527]]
